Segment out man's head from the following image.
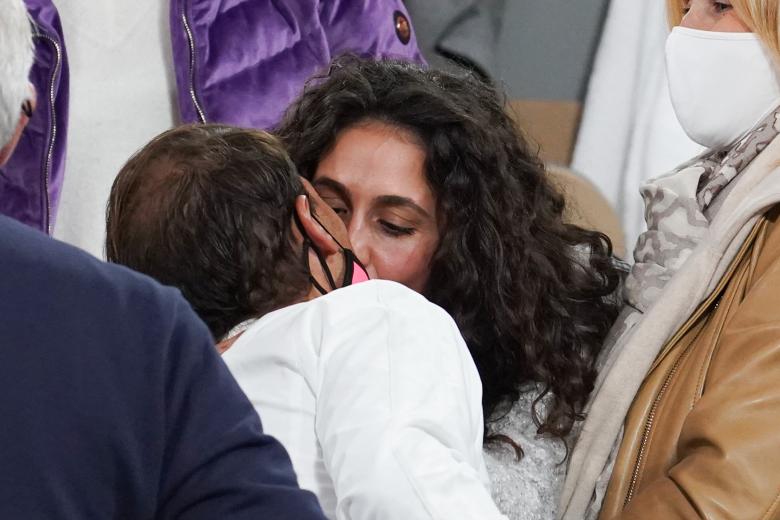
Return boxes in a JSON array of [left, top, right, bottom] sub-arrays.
[[106, 124, 353, 340], [0, 0, 35, 166]]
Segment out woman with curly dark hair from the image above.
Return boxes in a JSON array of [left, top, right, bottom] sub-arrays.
[[277, 56, 624, 518]]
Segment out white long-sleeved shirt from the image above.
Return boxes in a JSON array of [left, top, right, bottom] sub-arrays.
[[222, 280, 505, 520]]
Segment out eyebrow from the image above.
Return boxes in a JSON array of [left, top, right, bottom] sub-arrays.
[[312, 177, 352, 202], [374, 195, 432, 220], [314, 176, 432, 220]]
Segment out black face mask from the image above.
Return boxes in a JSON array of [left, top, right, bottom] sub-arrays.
[[294, 212, 370, 296]]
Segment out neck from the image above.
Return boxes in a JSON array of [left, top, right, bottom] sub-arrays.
[[304, 283, 329, 302], [216, 335, 240, 355]]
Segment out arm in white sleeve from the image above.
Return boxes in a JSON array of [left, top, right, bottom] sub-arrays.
[[314, 284, 506, 520]]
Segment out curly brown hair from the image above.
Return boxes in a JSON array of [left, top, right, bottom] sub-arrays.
[[277, 57, 625, 449]]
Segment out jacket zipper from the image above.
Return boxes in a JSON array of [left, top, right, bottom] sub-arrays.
[[623, 325, 700, 506], [623, 220, 765, 507], [33, 27, 61, 235], [181, 0, 207, 123]]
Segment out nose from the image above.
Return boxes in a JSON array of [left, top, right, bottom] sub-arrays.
[[679, 3, 707, 30], [347, 220, 375, 276]]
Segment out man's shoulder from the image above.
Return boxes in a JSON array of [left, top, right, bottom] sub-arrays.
[[0, 216, 202, 349], [321, 279, 436, 311], [314, 280, 460, 333]]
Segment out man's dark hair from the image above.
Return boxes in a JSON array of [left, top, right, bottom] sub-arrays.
[[106, 124, 310, 340]]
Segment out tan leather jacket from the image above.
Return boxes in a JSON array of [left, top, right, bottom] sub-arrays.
[[600, 208, 780, 520]]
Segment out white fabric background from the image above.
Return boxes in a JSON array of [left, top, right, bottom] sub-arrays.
[[53, 0, 177, 258], [571, 0, 703, 254]]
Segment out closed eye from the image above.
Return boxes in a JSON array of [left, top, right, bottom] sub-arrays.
[[318, 195, 349, 218], [380, 220, 416, 236]]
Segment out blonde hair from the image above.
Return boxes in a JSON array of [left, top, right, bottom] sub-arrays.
[[667, 0, 780, 60], [0, 0, 34, 147]]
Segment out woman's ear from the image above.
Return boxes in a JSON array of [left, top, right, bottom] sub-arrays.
[[294, 194, 341, 255]]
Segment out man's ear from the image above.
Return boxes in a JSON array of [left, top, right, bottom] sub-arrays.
[[294, 194, 340, 256], [0, 113, 28, 166], [0, 86, 36, 167]]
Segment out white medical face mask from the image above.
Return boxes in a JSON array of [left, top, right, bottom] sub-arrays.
[[665, 27, 780, 150]]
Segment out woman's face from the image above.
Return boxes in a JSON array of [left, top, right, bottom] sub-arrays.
[[312, 121, 440, 293], [679, 1, 749, 31]]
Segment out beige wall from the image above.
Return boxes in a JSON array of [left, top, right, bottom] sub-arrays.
[[507, 100, 626, 257], [507, 99, 582, 166]]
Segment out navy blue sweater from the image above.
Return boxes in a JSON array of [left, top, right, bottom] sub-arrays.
[[0, 216, 326, 519]]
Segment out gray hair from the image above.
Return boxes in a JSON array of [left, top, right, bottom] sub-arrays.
[[0, 0, 34, 147]]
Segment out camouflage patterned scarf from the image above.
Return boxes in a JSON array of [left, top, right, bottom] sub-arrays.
[[624, 106, 780, 314]]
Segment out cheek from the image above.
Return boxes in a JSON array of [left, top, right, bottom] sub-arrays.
[[370, 235, 438, 293]]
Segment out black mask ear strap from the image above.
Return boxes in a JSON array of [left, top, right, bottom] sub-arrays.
[[312, 240, 338, 291], [295, 211, 338, 295], [306, 212, 366, 287], [304, 241, 332, 295], [310, 212, 347, 250], [341, 249, 355, 286]]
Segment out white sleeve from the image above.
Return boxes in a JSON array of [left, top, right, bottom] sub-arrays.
[[313, 289, 507, 520]]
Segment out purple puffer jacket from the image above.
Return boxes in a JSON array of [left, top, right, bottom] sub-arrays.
[[5, 0, 423, 234], [1, 1, 68, 234], [171, 0, 424, 128]]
